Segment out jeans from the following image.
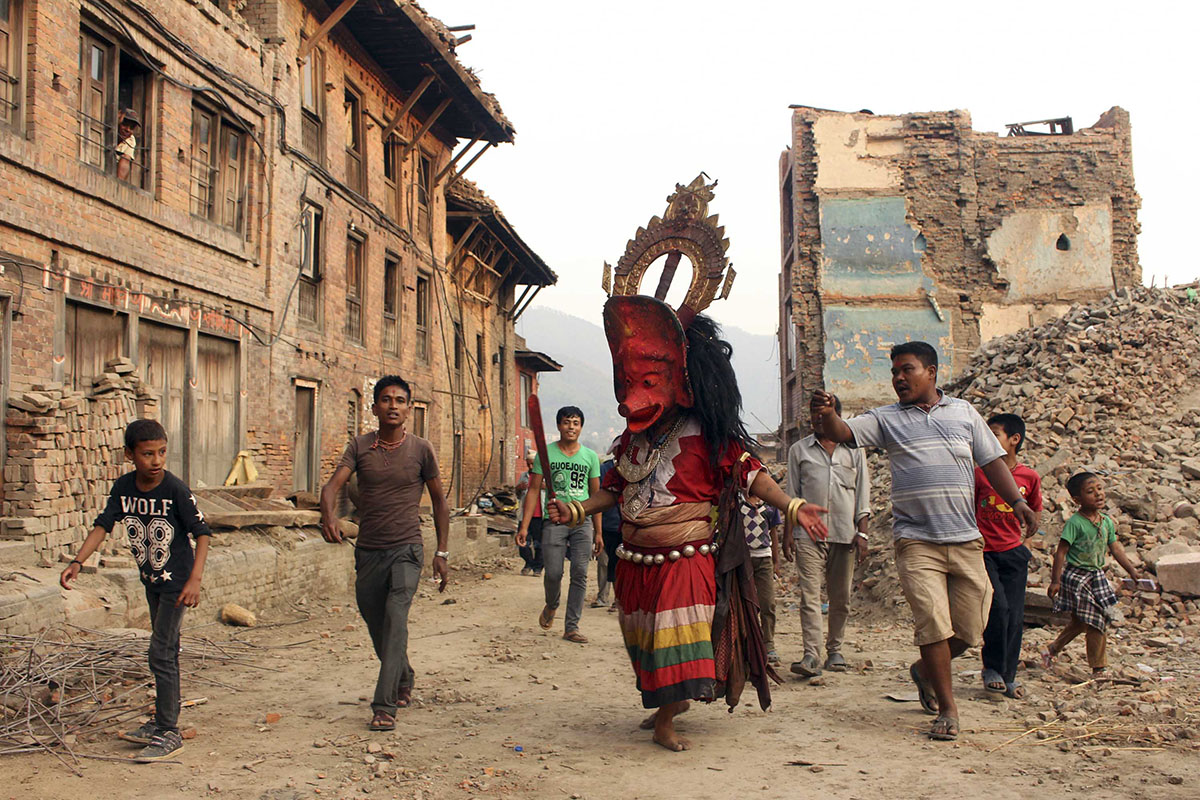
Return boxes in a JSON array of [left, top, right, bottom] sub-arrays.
[[541, 522, 591, 633], [355, 543, 423, 715], [982, 545, 1030, 683], [145, 589, 186, 733], [519, 517, 544, 572]]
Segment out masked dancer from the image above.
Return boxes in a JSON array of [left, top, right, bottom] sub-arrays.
[[546, 177, 827, 751]]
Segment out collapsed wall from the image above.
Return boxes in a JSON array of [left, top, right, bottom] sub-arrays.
[[860, 286, 1200, 622], [779, 106, 1141, 444]]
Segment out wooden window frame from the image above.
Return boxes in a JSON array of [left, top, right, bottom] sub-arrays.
[[299, 45, 324, 161], [519, 373, 533, 428], [415, 271, 430, 363], [410, 401, 427, 439], [77, 25, 155, 189], [298, 202, 323, 327], [475, 333, 484, 378], [415, 150, 432, 237], [343, 84, 365, 196], [344, 234, 365, 345], [0, 0, 22, 129], [382, 134, 401, 220], [382, 254, 400, 356], [190, 100, 248, 232]]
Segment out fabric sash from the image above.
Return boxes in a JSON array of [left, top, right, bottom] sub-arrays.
[[620, 501, 713, 548]]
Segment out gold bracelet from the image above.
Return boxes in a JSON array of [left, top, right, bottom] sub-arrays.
[[787, 497, 808, 527], [570, 500, 586, 526]]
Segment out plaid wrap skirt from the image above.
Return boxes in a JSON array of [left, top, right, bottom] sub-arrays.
[[1053, 565, 1117, 632]]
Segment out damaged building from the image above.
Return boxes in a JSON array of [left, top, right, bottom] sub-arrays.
[[777, 106, 1140, 446], [0, 0, 555, 563]]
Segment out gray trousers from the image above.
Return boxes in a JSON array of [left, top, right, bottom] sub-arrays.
[[751, 556, 777, 653], [355, 543, 423, 715], [541, 522, 591, 633], [146, 590, 185, 733], [796, 538, 855, 660]]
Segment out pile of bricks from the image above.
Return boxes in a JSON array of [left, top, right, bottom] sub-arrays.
[[2, 358, 158, 563]]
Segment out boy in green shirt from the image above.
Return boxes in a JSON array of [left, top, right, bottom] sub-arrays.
[[1043, 472, 1140, 676], [516, 405, 602, 643]]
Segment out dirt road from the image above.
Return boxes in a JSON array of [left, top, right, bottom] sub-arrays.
[[3, 560, 1195, 799]]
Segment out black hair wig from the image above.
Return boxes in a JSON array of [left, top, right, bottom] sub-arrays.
[[684, 313, 757, 468]]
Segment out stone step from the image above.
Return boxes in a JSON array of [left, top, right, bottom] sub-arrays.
[[0, 539, 35, 567]]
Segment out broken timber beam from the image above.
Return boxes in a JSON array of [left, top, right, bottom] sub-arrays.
[[379, 74, 435, 143], [434, 138, 481, 187], [298, 0, 361, 63], [400, 97, 453, 160]]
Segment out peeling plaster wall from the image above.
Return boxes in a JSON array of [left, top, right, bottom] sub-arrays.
[[986, 203, 1114, 301], [820, 197, 931, 297], [812, 115, 904, 192], [823, 307, 951, 411], [779, 106, 1141, 439], [978, 302, 1071, 343]]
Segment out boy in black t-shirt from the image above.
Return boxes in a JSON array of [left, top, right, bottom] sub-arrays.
[[60, 419, 212, 762]]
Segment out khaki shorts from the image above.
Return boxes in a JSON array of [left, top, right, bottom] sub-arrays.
[[894, 537, 992, 647]]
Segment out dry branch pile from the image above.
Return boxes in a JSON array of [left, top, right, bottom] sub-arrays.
[[0, 628, 262, 772]]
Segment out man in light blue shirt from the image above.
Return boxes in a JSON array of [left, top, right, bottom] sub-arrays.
[[811, 341, 1035, 742]]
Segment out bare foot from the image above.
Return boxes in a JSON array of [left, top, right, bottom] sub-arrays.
[[650, 701, 691, 752], [640, 699, 689, 730], [653, 727, 691, 752]]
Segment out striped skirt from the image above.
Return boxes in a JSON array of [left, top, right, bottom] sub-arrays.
[[616, 540, 717, 709]]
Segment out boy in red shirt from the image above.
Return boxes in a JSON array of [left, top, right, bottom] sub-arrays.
[[974, 413, 1042, 699]]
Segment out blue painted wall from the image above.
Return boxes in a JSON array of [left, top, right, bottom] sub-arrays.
[[820, 197, 931, 296], [822, 306, 951, 405]]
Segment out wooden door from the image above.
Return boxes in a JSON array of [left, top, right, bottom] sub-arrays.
[[66, 303, 125, 392], [294, 386, 316, 492], [194, 334, 238, 486], [140, 321, 186, 476]]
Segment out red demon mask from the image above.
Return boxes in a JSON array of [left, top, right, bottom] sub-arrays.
[[603, 295, 693, 432]]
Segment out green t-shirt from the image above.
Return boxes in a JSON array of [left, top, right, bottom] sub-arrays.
[[1060, 512, 1117, 570], [532, 441, 600, 514]]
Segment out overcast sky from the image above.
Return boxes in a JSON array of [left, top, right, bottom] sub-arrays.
[[429, 0, 1198, 339]]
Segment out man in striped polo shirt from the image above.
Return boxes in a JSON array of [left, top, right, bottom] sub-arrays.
[[810, 341, 1035, 742]]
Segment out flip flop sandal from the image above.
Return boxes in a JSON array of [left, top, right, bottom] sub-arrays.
[[397, 686, 412, 708], [982, 668, 1007, 694], [1004, 681, 1025, 700], [538, 605, 555, 630], [910, 662, 939, 715], [368, 711, 395, 731], [929, 715, 959, 741]]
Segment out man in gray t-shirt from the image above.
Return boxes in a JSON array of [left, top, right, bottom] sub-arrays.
[[811, 341, 1034, 742], [321, 376, 449, 733]]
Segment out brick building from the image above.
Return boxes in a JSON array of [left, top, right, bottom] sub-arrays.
[[777, 106, 1140, 446], [0, 0, 555, 560]]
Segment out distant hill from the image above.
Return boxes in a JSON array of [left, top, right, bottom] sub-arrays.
[[518, 307, 779, 452]]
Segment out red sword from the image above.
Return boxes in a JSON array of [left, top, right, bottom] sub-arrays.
[[526, 393, 556, 501]]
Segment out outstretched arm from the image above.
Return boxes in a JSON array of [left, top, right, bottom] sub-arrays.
[[319, 466, 353, 544], [750, 470, 827, 543], [811, 391, 855, 444]]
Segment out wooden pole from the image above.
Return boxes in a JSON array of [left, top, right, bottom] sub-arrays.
[[298, 0, 361, 63]]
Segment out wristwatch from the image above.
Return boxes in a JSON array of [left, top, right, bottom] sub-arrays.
[[434, 550, 450, 560]]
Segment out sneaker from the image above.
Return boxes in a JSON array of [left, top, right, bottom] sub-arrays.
[[790, 654, 822, 678], [118, 720, 157, 745], [132, 730, 184, 762], [767, 650, 781, 665]]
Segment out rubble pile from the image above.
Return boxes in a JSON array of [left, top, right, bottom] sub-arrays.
[[2, 358, 159, 564], [857, 286, 1200, 612], [849, 286, 1200, 749]]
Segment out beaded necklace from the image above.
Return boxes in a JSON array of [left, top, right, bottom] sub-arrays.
[[370, 430, 407, 467]]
